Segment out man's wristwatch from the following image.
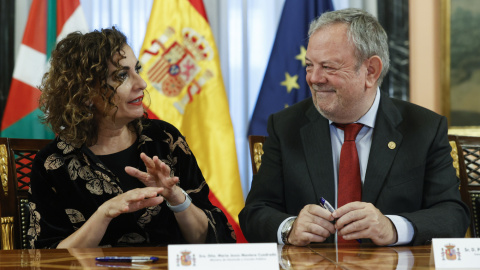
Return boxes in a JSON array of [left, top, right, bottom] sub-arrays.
[[166, 188, 192, 213], [281, 218, 296, 245]]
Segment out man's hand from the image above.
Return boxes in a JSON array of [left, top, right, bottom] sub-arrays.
[[287, 204, 336, 246], [333, 202, 397, 246]]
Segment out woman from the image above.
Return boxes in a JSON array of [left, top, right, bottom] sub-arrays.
[[28, 27, 236, 248]]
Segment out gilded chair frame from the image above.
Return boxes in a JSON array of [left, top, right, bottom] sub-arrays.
[[248, 135, 266, 175], [0, 138, 51, 249], [449, 135, 480, 238]]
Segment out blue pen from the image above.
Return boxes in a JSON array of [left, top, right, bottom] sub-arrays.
[[95, 256, 159, 263], [319, 197, 335, 213], [319, 197, 362, 244]]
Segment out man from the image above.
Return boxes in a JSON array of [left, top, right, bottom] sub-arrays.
[[239, 8, 469, 246]]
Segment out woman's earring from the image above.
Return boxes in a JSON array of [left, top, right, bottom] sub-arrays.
[[87, 102, 93, 116]]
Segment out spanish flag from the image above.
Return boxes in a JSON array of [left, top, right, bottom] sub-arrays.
[[139, 0, 246, 242], [0, 0, 88, 139]]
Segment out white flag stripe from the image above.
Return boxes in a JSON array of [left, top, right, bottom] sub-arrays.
[[57, 6, 89, 42], [12, 44, 47, 89]]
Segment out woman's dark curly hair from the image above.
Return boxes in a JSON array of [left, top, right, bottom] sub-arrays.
[[39, 27, 147, 147]]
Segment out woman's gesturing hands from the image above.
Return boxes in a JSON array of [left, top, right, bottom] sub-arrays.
[[125, 152, 185, 205], [100, 187, 164, 219]]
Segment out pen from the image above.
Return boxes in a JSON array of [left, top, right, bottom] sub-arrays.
[[95, 262, 155, 269], [319, 197, 335, 213], [95, 256, 159, 263], [319, 197, 362, 244]]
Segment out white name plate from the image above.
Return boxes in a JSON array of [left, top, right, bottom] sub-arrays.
[[432, 238, 480, 269], [168, 243, 278, 270]]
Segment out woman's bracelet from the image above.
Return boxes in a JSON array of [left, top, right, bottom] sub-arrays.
[[166, 188, 192, 213]]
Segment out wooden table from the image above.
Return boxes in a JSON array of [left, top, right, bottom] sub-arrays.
[[0, 244, 434, 269], [286, 244, 434, 269]]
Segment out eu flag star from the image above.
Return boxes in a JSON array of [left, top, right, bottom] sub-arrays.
[[295, 46, 307, 67], [280, 72, 300, 93]]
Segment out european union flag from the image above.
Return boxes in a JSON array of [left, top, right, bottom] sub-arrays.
[[248, 0, 334, 136]]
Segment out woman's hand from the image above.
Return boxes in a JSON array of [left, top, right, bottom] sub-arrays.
[[125, 153, 209, 244], [125, 153, 184, 204], [57, 186, 163, 248], [99, 187, 164, 219]]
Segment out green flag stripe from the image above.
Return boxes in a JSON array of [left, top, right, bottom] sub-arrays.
[[46, 0, 57, 60], [0, 109, 55, 139]]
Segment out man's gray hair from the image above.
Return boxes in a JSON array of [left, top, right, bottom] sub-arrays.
[[308, 8, 390, 86]]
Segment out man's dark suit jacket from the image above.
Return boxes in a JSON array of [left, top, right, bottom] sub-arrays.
[[239, 94, 470, 246]]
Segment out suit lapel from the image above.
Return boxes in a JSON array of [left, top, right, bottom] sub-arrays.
[[363, 94, 403, 204], [300, 104, 336, 204]]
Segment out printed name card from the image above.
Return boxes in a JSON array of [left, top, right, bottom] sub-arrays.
[[432, 238, 480, 269], [168, 243, 278, 270]]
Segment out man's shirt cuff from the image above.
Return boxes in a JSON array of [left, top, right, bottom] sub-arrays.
[[386, 215, 414, 246], [277, 216, 297, 244]]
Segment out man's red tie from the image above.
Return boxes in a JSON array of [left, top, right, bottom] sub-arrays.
[[335, 123, 364, 244]]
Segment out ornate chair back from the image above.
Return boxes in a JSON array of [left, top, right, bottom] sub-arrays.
[[449, 135, 480, 238], [0, 138, 51, 249], [248, 135, 266, 175]]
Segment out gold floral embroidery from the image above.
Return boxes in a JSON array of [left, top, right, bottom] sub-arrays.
[[67, 158, 82, 180], [186, 181, 207, 194], [205, 210, 220, 243], [44, 153, 64, 170], [86, 179, 103, 195], [138, 205, 161, 228], [65, 209, 86, 224], [161, 155, 177, 177], [97, 163, 107, 170], [78, 166, 96, 181], [138, 135, 153, 148], [94, 170, 111, 182], [83, 153, 91, 166], [163, 131, 191, 155], [85, 178, 121, 195], [103, 181, 120, 194], [27, 202, 40, 248], [57, 141, 74, 154]]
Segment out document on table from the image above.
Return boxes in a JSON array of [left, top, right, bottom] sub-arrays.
[[432, 238, 480, 269], [168, 243, 278, 270]]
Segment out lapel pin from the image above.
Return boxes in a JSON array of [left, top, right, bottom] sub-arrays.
[[388, 141, 396, 149]]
